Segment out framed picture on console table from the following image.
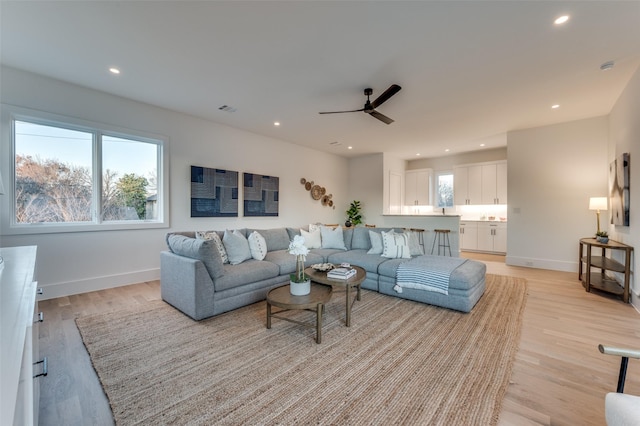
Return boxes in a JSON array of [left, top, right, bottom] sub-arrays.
[[243, 173, 279, 217], [190, 166, 238, 217], [609, 153, 629, 226]]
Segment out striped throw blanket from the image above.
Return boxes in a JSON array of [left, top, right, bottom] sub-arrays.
[[395, 255, 468, 295]]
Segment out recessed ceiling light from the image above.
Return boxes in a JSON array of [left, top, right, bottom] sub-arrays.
[[600, 61, 615, 71], [274, 122, 280, 126], [109, 67, 121, 75], [554, 15, 569, 25], [480, 144, 486, 147], [348, 146, 353, 150], [445, 149, 450, 152], [416, 153, 421, 156], [551, 104, 560, 109]]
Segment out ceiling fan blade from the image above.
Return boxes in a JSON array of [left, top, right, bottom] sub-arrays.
[[319, 108, 365, 114], [368, 110, 394, 125], [370, 84, 401, 109]]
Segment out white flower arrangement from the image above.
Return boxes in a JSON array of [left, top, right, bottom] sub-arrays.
[[288, 235, 310, 283]]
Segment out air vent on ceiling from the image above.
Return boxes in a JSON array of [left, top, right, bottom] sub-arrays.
[[329, 141, 342, 146], [218, 105, 237, 113]]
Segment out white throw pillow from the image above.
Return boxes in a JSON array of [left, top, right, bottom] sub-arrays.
[[367, 230, 383, 255], [309, 223, 321, 233], [405, 231, 424, 256], [300, 228, 322, 249], [320, 225, 347, 250], [248, 231, 268, 260], [381, 230, 411, 259], [196, 230, 229, 264], [222, 229, 252, 265]]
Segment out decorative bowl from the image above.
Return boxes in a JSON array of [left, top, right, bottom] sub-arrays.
[[310, 263, 334, 272]]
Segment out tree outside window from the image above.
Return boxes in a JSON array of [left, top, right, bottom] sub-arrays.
[[436, 172, 454, 208]]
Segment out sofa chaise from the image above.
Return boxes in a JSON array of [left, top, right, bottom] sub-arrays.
[[160, 226, 486, 320]]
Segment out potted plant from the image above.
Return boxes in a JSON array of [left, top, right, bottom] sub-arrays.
[[345, 200, 362, 227], [596, 231, 609, 243], [288, 235, 311, 295]]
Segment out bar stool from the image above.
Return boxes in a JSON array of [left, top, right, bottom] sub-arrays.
[[431, 229, 452, 256]]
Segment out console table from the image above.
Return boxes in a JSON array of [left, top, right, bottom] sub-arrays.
[[579, 238, 634, 303]]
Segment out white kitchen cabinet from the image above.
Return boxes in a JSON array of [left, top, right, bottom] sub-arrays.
[[405, 169, 432, 208], [459, 222, 478, 251], [453, 165, 482, 205], [481, 161, 507, 205], [477, 222, 507, 253]]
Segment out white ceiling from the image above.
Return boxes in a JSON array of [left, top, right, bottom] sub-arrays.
[[1, 1, 639, 160]]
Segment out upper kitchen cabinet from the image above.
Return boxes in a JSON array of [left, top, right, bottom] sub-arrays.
[[405, 169, 432, 207], [453, 165, 482, 205], [481, 161, 507, 205]]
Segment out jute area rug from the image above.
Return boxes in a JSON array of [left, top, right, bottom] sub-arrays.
[[76, 274, 527, 425]]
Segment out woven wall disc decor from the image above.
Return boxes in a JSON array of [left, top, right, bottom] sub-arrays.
[[301, 178, 334, 208]]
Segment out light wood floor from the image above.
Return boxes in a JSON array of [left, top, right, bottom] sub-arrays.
[[37, 255, 640, 425]]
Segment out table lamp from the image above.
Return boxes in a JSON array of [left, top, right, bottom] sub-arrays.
[[589, 197, 608, 235]]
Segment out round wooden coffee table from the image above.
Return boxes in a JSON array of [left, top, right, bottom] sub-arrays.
[[305, 265, 366, 327], [266, 283, 332, 344]]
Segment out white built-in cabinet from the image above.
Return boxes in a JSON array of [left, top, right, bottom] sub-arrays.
[[459, 221, 479, 251], [481, 162, 507, 204], [453, 165, 482, 205], [459, 222, 507, 254], [455, 161, 507, 206], [405, 169, 432, 209], [1, 246, 43, 426], [477, 222, 507, 253]]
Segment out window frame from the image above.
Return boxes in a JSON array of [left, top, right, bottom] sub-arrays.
[[434, 170, 454, 209], [2, 105, 169, 235]]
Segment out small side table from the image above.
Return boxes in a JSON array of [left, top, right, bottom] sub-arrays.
[[579, 238, 634, 303], [266, 283, 332, 344]]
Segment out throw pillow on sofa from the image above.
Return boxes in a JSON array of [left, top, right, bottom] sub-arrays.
[[381, 230, 411, 259], [367, 230, 383, 255], [405, 231, 424, 256], [320, 225, 347, 250], [300, 228, 322, 249], [196, 230, 229, 264], [223, 230, 252, 265], [248, 231, 268, 260]]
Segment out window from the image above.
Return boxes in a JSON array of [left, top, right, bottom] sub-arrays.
[[6, 109, 167, 234], [436, 171, 454, 208]]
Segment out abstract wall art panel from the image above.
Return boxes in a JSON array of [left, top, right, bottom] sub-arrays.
[[243, 173, 279, 217], [609, 153, 630, 226], [191, 166, 238, 217]]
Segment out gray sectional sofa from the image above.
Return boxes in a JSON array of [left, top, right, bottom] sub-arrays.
[[161, 226, 486, 320]]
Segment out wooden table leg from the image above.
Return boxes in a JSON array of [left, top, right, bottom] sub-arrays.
[[345, 284, 351, 327], [266, 301, 272, 329], [316, 303, 323, 344]]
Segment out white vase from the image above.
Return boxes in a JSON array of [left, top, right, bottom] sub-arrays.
[[290, 280, 311, 296]]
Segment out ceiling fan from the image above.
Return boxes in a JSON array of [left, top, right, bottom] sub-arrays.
[[319, 84, 402, 125]]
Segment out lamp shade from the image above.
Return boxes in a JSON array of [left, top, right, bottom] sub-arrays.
[[589, 197, 608, 211]]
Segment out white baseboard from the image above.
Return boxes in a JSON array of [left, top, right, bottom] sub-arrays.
[[37, 268, 160, 300], [505, 256, 577, 273]]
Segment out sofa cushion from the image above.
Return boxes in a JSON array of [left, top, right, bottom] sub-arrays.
[[166, 234, 224, 279], [320, 225, 347, 250], [196, 230, 229, 264], [247, 228, 290, 251], [382, 231, 411, 259], [327, 249, 390, 274], [406, 230, 424, 256], [223, 230, 252, 265], [265, 249, 323, 275], [248, 231, 268, 260], [214, 259, 280, 291]]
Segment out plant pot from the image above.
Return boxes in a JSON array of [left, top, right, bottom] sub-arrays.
[[290, 280, 311, 296], [345, 220, 352, 228], [597, 237, 609, 244]]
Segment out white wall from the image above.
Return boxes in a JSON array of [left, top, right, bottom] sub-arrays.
[[0, 67, 349, 298], [506, 116, 609, 272], [347, 153, 384, 224], [407, 147, 507, 172], [608, 67, 640, 310]]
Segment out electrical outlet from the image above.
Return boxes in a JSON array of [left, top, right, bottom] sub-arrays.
[[526, 261, 534, 267]]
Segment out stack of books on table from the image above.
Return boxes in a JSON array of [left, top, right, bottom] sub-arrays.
[[327, 267, 356, 280]]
